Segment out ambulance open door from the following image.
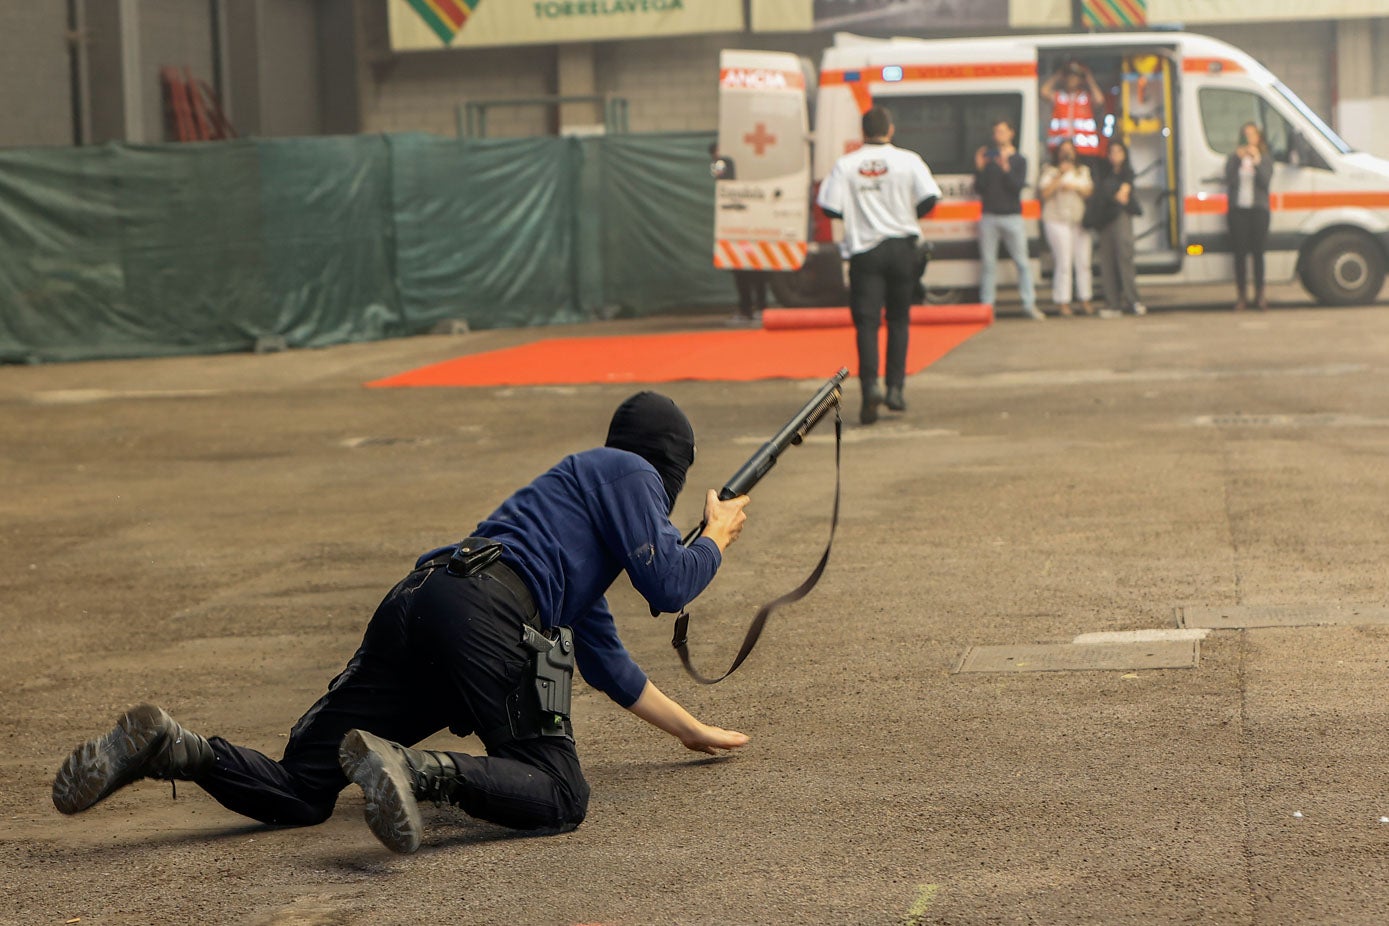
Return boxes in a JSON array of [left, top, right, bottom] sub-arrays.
[[1040, 46, 1182, 273], [1120, 51, 1182, 270], [712, 51, 812, 283]]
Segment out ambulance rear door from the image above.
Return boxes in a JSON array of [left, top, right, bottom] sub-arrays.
[[713, 51, 812, 275]]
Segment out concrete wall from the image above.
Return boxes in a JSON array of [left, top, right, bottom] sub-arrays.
[[592, 32, 828, 133], [0, 1, 75, 148], [357, 22, 1352, 140], [357, 21, 830, 137], [137, 0, 216, 142], [225, 0, 327, 137], [356, 2, 554, 137], [258, 0, 324, 136], [317, 0, 364, 136], [2, 3, 1383, 150], [1198, 20, 1335, 121], [2, 0, 334, 147]]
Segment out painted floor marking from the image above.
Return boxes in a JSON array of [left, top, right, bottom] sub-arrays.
[[1179, 604, 1389, 630], [1072, 629, 1210, 644], [957, 640, 1198, 673], [904, 884, 939, 925], [28, 388, 224, 405]]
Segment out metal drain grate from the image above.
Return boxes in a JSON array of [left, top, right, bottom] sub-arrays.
[[1178, 604, 1389, 630], [956, 640, 1198, 674]]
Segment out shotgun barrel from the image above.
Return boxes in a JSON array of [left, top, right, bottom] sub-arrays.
[[718, 367, 849, 501]]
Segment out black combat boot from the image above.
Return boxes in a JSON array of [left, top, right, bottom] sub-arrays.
[[338, 729, 461, 854], [885, 385, 906, 412], [52, 703, 214, 815], [860, 380, 885, 425]]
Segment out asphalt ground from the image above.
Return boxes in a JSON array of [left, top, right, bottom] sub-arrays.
[[2, 282, 1387, 925]]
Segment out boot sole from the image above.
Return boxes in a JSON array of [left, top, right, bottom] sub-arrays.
[[338, 729, 423, 854], [52, 703, 169, 815]]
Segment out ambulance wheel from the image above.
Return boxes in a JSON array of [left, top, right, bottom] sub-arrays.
[[1300, 231, 1386, 306], [768, 251, 848, 307]]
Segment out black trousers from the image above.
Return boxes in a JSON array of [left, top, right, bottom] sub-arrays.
[[848, 236, 917, 389], [195, 564, 589, 830], [1228, 207, 1270, 295]]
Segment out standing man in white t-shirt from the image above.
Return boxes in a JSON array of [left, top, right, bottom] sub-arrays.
[[817, 106, 941, 425]]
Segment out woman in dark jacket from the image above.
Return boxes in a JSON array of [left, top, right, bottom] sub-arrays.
[[1224, 122, 1275, 310], [1091, 139, 1146, 316]]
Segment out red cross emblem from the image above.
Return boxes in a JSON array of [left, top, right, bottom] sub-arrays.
[[744, 123, 777, 156]]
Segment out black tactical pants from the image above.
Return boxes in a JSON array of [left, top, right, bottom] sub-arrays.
[[194, 563, 590, 831]]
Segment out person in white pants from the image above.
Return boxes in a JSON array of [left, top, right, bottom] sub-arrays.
[[1038, 139, 1094, 317]]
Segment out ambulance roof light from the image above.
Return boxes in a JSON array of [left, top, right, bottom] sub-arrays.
[[882, 66, 903, 82]]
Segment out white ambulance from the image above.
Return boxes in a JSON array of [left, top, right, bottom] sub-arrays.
[[752, 31, 1389, 308]]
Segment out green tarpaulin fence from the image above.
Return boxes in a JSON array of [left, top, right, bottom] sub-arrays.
[[0, 132, 735, 363]]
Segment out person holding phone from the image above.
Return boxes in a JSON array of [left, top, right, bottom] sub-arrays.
[[1091, 139, 1146, 317], [1039, 139, 1095, 317], [1224, 122, 1274, 311], [974, 120, 1041, 320]]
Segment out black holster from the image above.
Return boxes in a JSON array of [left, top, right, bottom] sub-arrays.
[[522, 624, 575, 739], [436, 537, 575, 746]]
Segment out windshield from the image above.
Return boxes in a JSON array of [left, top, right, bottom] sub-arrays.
[[1273, 81, 1352, 154]]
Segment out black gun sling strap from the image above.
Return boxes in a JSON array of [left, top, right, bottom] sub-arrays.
[[671, 405, 842, 685]]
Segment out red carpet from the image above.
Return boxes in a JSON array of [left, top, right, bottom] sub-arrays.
[[367, 307, 991, 388]]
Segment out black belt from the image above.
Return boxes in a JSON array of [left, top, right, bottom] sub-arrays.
[[419, 542, 540, 629]]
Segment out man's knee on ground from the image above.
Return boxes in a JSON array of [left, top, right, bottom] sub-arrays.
[[559, 776, 590, 828], [259, 794, 337, 828]]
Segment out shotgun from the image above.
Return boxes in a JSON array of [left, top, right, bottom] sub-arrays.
[[681, 366, 848, 546]]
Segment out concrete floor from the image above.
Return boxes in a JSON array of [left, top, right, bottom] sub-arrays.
[[2, 287, 1388, 925]]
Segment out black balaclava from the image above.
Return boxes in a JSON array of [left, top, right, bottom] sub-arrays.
[[605, 392, 696, 513]]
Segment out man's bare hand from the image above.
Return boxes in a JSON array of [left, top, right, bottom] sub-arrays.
[[681, 722, 750, 756], [628, 681, 750, 756], [701, 490, 749, 552]]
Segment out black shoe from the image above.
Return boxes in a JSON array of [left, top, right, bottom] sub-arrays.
[[885, 386, 906, 412], [52, 703, 213, 815], [860, 384, 884, 425], [339, 729, 460, 854]]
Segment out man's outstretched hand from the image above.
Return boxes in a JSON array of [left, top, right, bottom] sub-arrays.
[[628, 681, 751, 756], [681, 722, 750, 756]]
